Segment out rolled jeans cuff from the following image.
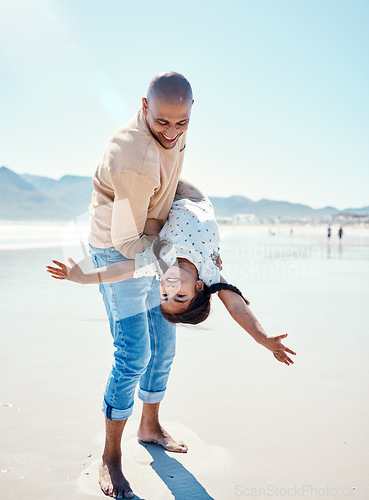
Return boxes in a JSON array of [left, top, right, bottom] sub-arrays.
[[138, 388, 166, 404], [103, 399, 134, 421]]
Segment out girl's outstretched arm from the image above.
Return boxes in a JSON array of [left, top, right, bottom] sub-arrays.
[[46, 257, 135, 284], [217, 276, 296, 366]]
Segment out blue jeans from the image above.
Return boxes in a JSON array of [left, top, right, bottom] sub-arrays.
[[89, 245, 176, 420]]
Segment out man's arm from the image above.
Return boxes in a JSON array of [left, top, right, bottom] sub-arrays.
[[217, 276, 296, 365], [174, 178, 208, 203], [111, 171, 158, 259]]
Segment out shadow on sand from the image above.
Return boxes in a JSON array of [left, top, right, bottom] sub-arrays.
[[138, 441, 214, 500]]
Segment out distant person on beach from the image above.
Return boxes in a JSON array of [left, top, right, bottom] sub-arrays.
[[328, 226, 331, 238], [338, 226, 343, 239]]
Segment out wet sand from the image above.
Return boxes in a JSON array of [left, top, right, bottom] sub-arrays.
[[1, 225, 369, 499]]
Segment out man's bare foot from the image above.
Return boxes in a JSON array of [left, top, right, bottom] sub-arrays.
[[99, 459, 134, 499], [137, 423, 188, 453]]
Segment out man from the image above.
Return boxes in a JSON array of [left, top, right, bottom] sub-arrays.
[[88, 72, 194, 499]]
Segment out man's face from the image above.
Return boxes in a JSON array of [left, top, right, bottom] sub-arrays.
[[142, 97, 193, 149]]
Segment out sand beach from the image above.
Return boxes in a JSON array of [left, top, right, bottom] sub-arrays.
[[1, 222, 368, 499]]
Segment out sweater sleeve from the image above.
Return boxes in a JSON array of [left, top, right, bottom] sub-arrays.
[[174, 177, 208, 203], [111, 170, 158, 259]]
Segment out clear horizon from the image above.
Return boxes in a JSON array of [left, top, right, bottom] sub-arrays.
[[1, 0, 368, 211]]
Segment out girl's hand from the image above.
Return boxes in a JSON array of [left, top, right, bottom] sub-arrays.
[[261, 333, 296, 366], [46, 258, 87, 284]]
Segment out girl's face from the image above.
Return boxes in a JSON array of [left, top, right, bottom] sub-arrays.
[[160, 259, 204, 314]]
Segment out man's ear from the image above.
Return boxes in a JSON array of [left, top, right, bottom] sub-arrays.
[[142, 97, 148, 116], [195, 280, 205, 292]]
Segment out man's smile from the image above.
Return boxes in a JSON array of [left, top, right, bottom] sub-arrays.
[[160, 133, 181, 144]]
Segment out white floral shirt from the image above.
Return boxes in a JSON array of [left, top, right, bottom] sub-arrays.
[[134, 197, 220, 286]]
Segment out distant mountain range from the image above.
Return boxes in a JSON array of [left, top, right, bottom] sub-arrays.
[[0, 166, 368, 221], [0, 166, 92, 220], [209, 196, 369, 218]]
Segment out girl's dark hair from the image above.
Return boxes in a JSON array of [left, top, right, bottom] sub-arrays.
[[160, 282, 249, 325]]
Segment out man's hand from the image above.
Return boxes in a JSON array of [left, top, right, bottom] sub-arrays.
[[46, 258, 87, 284], [211, 251, 223, 271], [260, 333, 296, 366]]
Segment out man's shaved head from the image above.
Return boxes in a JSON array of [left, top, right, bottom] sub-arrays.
[[142, 72, 193, 149], [147, 72, 193, 104]]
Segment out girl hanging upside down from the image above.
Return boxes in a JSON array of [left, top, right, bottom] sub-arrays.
[[47, 183, 296, 365]]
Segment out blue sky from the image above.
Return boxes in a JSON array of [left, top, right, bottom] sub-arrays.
[[1, 0, 368, 209]]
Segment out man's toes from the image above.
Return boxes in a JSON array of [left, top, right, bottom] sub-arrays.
[[173, 443, 187, 453], [103, 485, 112, 496], [124, 490, 134, 499]]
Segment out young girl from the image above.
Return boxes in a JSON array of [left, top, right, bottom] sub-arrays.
[[47, 185, 296, 365]]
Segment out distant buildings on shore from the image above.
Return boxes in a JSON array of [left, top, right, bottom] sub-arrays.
[[216, 212, 369, 226]]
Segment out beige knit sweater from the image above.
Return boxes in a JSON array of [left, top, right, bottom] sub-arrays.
[[88, 109, 187, 259]]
